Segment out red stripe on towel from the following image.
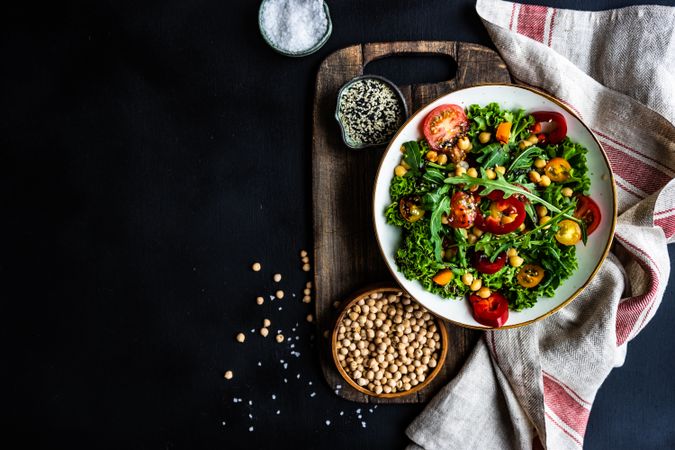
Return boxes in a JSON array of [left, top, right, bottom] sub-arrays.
[[517, 5, 548, 43], [543, 374, 590, 437]]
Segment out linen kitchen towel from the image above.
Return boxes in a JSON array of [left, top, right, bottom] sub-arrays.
[[407, 1, 675, 449]]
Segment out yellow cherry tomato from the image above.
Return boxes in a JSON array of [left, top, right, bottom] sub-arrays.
[[544, 157, 572, 182], [555, 219, 582, 246], [516, 264, 545, 288]]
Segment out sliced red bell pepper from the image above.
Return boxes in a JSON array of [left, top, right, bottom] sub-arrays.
[[475, 190, 526, 235], [473, 251, 507, 274], [469, 292, 509, 328], [530, 111, 567, 145]]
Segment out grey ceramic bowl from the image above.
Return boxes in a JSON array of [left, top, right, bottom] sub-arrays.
[[335, 75, 409, 149], [258, 0, 332, 57]]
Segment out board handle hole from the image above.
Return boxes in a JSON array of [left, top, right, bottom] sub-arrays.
[[364, 54, 457, 86]]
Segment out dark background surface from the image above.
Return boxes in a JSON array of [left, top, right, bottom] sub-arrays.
[[3, 0, 674, 449]]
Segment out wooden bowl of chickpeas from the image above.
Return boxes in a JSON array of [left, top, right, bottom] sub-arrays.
[[331, 286, 448, 398]]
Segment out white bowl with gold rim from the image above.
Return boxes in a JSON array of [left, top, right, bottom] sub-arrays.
[[372, 84, 617, 329]]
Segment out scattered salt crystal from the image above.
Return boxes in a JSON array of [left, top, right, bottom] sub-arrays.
[[336, 384, 342, 389], [292, 293, 296, 297], [248, 413, 253, 419], [278, 307, 282, 311], [272, 394, 276, 400], [308, 381, 312, 386], [310, 392, 316, 397], [250, 329, 255, 333], [356, 409, 361, 414], [280, 359, 285, 364], [296, 373, 301, 379], [222, 421, 226, 426], [369, 408, 373, 413], [361, 421, 367, 428], [295, 336, 299, 340], [325, 420, 331, 426], [276, 410, 281, 415], [339, 411, 344, 416], [249, 426, 254, 432], [249, 400, 253, 406], [284, 378, 288, 383], [257, 361, 262, 367], [283, 363, 288, 369], [269, 295, 275, 300], [358, 415, 362, 419]]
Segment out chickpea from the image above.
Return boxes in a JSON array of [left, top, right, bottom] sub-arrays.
[[263, 319, 271, 327], [467, 167, 478, 178], [529, 170, 541, 183], [534, 158, 547, 169], [540, 216, 552, 229], [485, 168, 496, 180], [509, 256, 524, 267], [518, 140, 533, 150], [478, 131, 491, 144], [300, 250, 308, 258], [437, 153, 448, 165], [401, 160, 411, 169], [457, 136, 471, 151], [472, 227, 483, 237], [461, 272, 474, 286], [526, 134, 539, 144], [455, 166, 467, 177], [273, 273, 282, 282], [536, 205, 548, 217], [426, 151, 438, 162], [251, 262, 261, 272], [495, 165, 506, 175], [477, 287, 491, 298], [467, 234, 477, 244], [302, 263, 310, 272], [306, 314, 314, 323], [260, 327, 269, 337], [256, 296, 264, 305], [394, 165, 407, 177], [236, 333, 246, 343], [506, 248, 518, 257], [224, 370, 233, 380], [275, 334, 285, 343], [538, 175, 551, 187], [470, 278, 482, 291], [275, 290, 284, 299], [561, 187, 574, 197]]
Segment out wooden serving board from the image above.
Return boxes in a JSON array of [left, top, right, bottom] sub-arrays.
[[312, 41, 511, 403]]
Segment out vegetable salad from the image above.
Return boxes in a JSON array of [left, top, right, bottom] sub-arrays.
[[385, 103, 601, 327]]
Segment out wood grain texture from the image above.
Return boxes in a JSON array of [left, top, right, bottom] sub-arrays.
[[312, 41, 510, 403]]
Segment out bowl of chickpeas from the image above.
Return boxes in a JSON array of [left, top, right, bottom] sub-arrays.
[[331, 286, 448, 398]]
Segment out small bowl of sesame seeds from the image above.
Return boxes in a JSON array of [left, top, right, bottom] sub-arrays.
[[335, 75, 408, 149], [331, 286, 448, 398]]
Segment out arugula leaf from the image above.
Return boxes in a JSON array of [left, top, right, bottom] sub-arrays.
[[508, 110, 535, 143], [430, 196, 450, 261], [445, 171, 564, 214], [402, 141, 423, 176], [508, 146, 544, 172], [476, 143, 510, 167], [422, 167, 446, 185]]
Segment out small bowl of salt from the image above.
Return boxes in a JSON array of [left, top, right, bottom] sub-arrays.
[[259, 0, 332, 57]]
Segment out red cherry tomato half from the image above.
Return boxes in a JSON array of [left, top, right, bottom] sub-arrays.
[[469, 292, 509, 328], [475, 190, 526, 235], [574, 195, 601, 235], [531, 111, 567, 145], [447, 191, 478, 229], [422, 104, 469, 152], [473, 251, 507, 274]]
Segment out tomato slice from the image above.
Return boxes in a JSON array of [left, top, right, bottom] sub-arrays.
[[574, 195, 601, 235], [555, 219, 582, 246], [447, 191, 478, 229], [469, 292, 509, 328], [475, 190, 526, 235], [531, 111, 567, 144], [544, 157, 572, 182], [399, 195, 425, 222], [422, 104, 469, 152], [516, 264, 545, 288], [473, 251, 507, 274]]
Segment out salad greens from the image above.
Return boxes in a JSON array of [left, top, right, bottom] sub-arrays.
[[385, 102, 592, 312]]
